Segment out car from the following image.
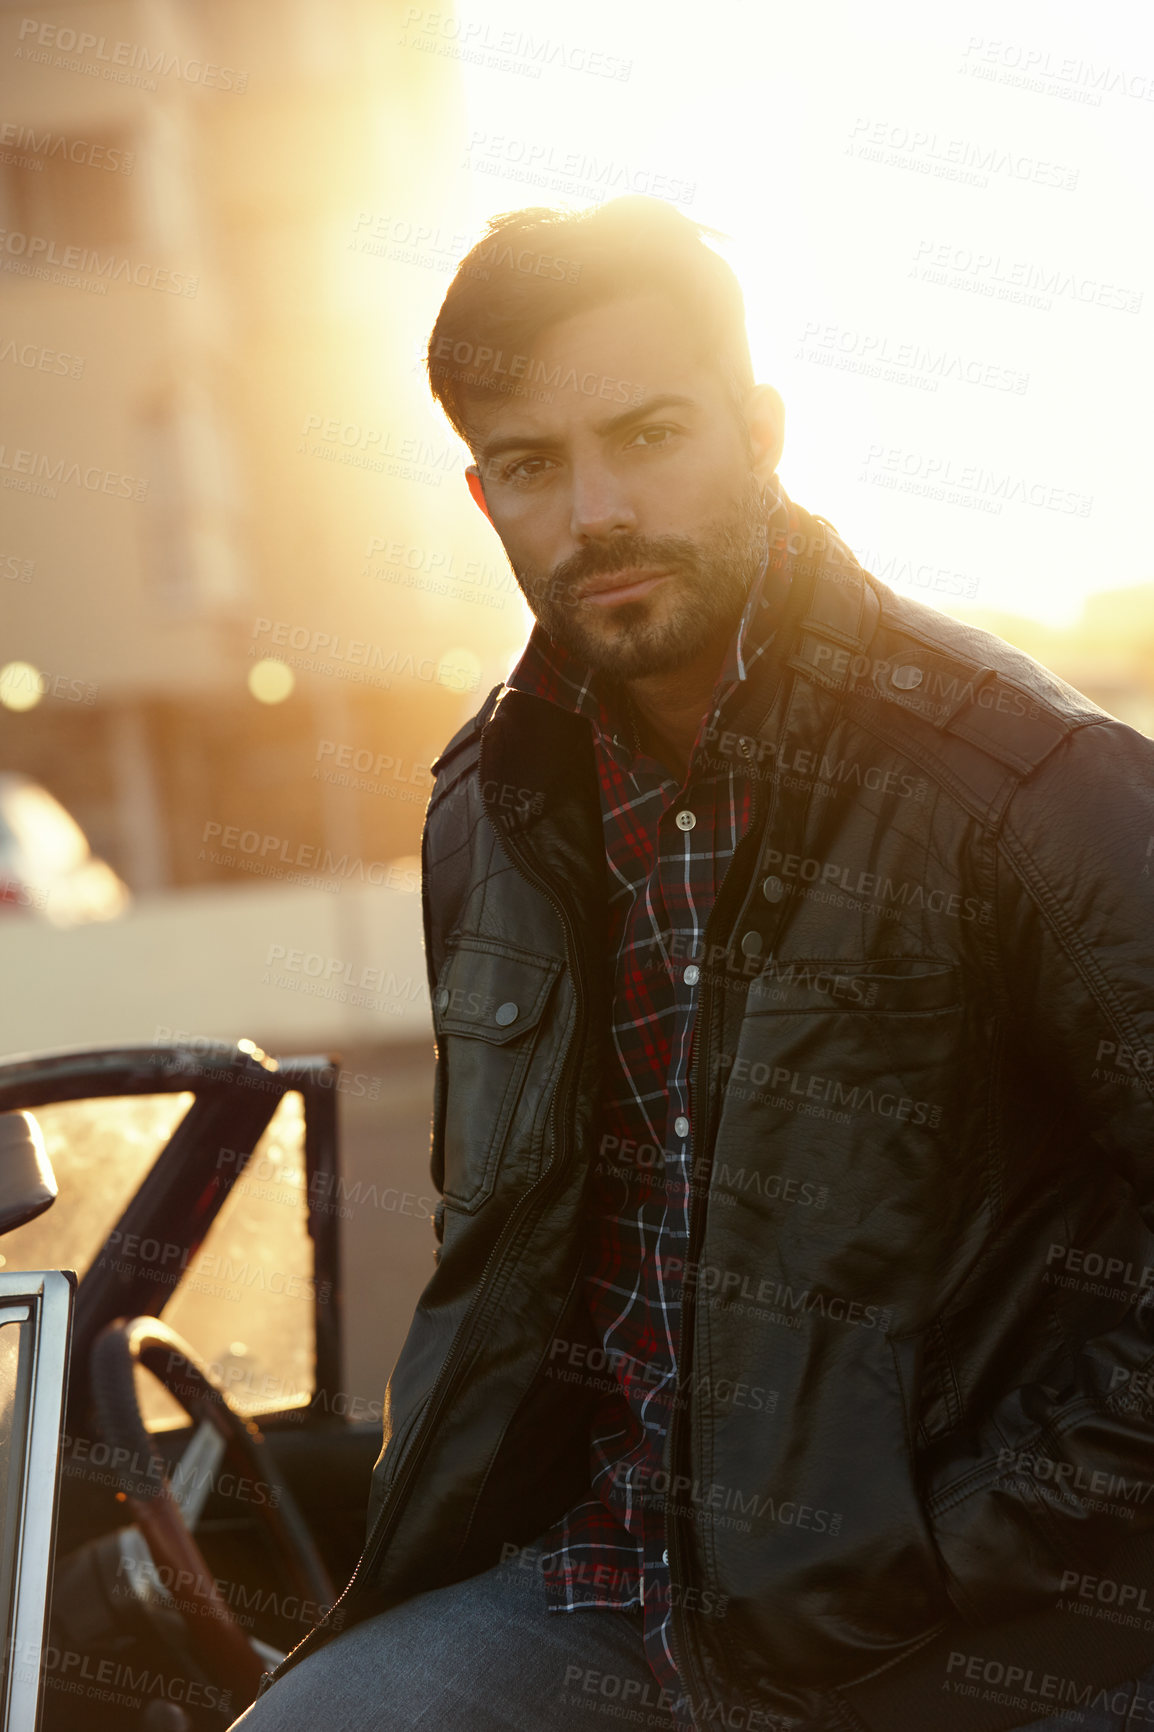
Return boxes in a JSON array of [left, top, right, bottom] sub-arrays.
[[0, 775, 130, 927], [0, 1036, 397, 1730]]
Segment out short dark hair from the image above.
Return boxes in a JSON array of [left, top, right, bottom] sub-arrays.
[[426, 196, 755, 446]]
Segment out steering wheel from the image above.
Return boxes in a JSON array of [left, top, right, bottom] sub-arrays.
[[90, 1316, 335, 1705]]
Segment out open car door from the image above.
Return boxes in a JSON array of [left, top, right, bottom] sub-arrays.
[[0, 1040, 382, 1732], [0, 1111, 74, 1732]]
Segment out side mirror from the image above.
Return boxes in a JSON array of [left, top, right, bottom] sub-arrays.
[[0, 1112, 57, 1236]]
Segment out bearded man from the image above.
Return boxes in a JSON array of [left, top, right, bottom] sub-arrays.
[[235, 197, 1154, 1732]]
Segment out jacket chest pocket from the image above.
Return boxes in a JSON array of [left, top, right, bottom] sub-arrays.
[[715, 958, 976, 1312], [432, 937, 563, 1211]]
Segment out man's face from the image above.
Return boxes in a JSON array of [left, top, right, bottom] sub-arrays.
[[465, 294, 773, 679]]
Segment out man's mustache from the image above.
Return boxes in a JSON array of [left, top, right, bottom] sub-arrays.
[[529, 537, 700, 610]]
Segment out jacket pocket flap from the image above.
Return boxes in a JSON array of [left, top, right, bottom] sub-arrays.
[[433, 940, 562, 1044]]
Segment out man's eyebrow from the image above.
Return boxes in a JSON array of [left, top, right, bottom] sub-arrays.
[[476, 393, 701, 463]]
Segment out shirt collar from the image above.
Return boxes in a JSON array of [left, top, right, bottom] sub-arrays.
[[506, 474, 794, 749]]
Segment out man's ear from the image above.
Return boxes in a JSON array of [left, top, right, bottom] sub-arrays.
[[465, 464, 492, 524], [744, 385, 785, 485]]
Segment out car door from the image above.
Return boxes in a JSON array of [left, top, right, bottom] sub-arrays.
[[0, 1039, 381, 1726]]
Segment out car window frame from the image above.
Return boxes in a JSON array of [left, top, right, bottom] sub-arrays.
[[0, 1268, 74, 1732], [0, 1043, 342, 1425]]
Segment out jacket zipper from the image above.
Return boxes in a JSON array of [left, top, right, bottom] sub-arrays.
[[266, 803, 587, 1687], [666, 767, 768, 1723]]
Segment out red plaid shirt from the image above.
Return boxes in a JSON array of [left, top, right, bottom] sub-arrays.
[[506, 481, 795, 1707]]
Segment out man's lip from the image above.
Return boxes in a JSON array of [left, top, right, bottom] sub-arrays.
[[577, 568, 672, 606]]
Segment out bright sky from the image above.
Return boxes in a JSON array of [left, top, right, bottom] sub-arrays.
[[438, 0, 1154, 627]]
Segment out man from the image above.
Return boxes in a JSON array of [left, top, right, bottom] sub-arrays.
[[235, 198, 1154, 1731]]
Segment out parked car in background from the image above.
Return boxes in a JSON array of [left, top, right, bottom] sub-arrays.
[[0, 775, 131, 927]]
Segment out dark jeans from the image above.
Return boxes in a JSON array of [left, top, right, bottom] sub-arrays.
[[227, 1538, 1154, 1732], [227, 1542, 684, 1732]]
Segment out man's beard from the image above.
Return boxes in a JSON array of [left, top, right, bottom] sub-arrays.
[[510, 476, 770, 679]]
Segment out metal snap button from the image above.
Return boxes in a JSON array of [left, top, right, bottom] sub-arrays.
[[740, 930, 763, 957], [434, 989, 449, 1011], [494, 1001, 519, 1026], [761, 875, 785, 902], [891, 663, 924, 690]]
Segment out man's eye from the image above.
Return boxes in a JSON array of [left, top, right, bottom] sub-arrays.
[[628, 426, 675, 449], [504, 456, 554, 482]]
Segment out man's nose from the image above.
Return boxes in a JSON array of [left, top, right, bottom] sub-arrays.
[[569, 464, 637, 543]]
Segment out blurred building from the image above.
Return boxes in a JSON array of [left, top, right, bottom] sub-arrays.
[[0, 0, 517, 896]]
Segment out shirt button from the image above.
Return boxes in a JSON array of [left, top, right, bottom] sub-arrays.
[[494, 1001, 519, 1026], [673, 1114, 690, 1139], [674, 810, 696, 831], [683, 964, 700, 986], [762, 874, 785, 903], [662, 1548, 670, 1565]]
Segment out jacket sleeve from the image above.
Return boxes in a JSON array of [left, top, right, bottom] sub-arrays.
[[420, 800, 446, 1249], [419, 721, 493, 1250], [925, 715, 1154, 1624]]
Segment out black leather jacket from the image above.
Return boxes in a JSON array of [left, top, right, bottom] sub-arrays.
[[276, 507, 1154, 1731]]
